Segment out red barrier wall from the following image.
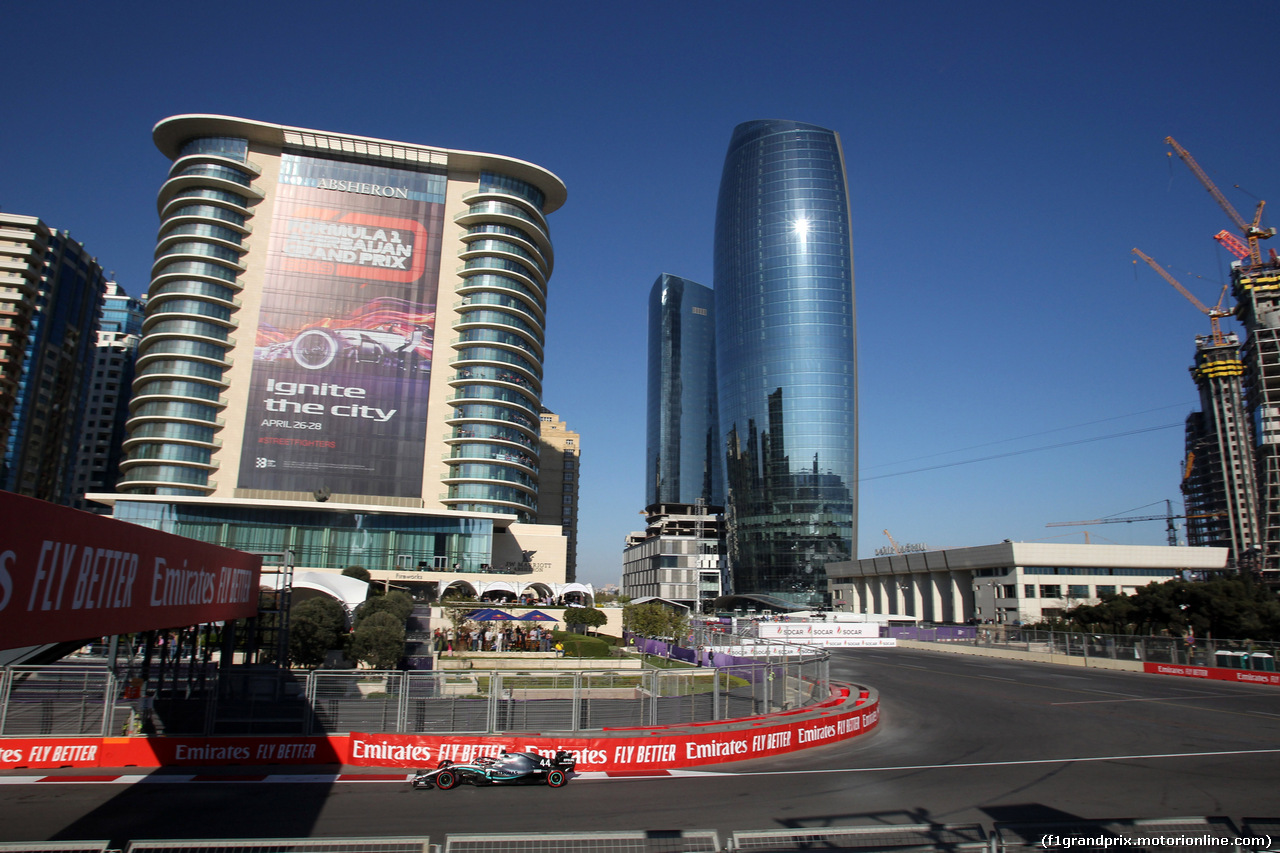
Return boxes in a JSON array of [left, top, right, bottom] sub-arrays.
[[0, 491, 261, 649], [1144, 662, 1280, 686], [0, 691, 879, 772]]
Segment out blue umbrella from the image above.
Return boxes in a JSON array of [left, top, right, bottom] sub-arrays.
[[466, 608, 515, 621], [517, 610, 557, 621]]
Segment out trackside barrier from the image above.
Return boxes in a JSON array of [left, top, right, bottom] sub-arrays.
[[965, 628, 1280, 671], [1142, 662, 1280, 686], [0, 683, 878, 771], [1, 817, 1273, 853], [0, 653, 831, 738], [0, 844, 114, 853], [994, 816, 1252, 853], [906, 627, 1280, 687], [443, 831, 720, 852], [728, 823, 989, 851]]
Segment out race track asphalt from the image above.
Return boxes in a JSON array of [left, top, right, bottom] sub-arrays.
[[2, 646, 1278, 847]]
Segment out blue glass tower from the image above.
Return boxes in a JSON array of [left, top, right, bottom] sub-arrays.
[[714, 119, 857, 606], [645, 274, 722, 508]]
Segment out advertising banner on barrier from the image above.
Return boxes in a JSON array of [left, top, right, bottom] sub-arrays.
[[0, 702, 880, 771], [0, 737, 343, 770], [758, 622, 881, 641], [730, 639, 896, 654], [0, 491, 262, 650], [1144, 662, 1280, 686], [350, 701, 879, 772]]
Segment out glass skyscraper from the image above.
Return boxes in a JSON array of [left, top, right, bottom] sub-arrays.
[[646, 273, 723, 509], [714, 119, 857, 607]]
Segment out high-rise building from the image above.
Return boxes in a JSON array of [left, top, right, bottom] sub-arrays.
[[72, 282, 145, 511], [1231, 260, 1280, 583], [628, 273, 725, 609], [1180, 331, 1261, 560], [0, 214, 48, 454], [0, 214, 107, 503], [94, 115, 586, 600], [536, 407, 580, 582], [645, 274, 722, 509], [713, 119, 858, 607]]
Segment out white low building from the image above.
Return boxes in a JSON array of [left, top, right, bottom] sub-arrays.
[[825, 541, 1230, 625]]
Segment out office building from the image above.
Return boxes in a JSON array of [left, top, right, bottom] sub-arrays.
[[714, 119, 858, 607], [646, 274, 722, 509], [72, 283, 145, 511], [826, 542, 1229, 625], [622, 502, 723, 609], [1180, 331, 1261, 562], [536, 407, 580, 582], [93, 115, 589, 602], [1, 214, 108, 503], [627, 273, 724, 609]]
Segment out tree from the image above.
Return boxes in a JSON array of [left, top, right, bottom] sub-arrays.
[[1059, 577, 1280, 641], [563, 606, 607, 635], [342, 565, 371, 583], [356, 590, 413, 625], [349, 611, 405, 669], [288, 596, 347, 668], [623, 602, 687, 640], [441, 591, 477, 634]]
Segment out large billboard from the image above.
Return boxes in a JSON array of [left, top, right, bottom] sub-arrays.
[[238, 154, 446, 497], [0, 491, 262, 650]]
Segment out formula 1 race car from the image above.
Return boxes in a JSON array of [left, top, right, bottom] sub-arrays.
[[411, 750, 576, 790]]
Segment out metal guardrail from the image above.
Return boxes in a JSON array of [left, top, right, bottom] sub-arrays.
[[729, 823, 987, 851], [0, 655, 831, 738], [1, 817, 1274, 853], [963, 628, 1280, 671], [127, 841, 433, 853], [443, 831, 720, 852]]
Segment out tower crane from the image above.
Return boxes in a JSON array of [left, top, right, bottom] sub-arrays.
[[1047, 500, 1226, 547], [882, 529, 904, 555], [1131, 247, 1233, 346], [1165, 136, 1275, 267]]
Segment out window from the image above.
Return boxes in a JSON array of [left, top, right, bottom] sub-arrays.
[[1096, 585, 1116, 597], [1040, 585, 1061, 599], [1024, 584, 1036, 598], [1068, 585, 1089, 598]]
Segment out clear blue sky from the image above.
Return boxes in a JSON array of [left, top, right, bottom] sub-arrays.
[[4, 1, 1278, 586]]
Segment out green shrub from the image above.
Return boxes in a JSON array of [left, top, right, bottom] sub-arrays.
[[552, 631, 611, 658]]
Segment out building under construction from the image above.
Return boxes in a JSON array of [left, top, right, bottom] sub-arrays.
[[1181, 330, 1262, 564], [1160, 138, 1277, 582], [1231, 260, 1280, 581]]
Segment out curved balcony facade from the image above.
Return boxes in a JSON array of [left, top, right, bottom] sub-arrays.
[[444, 175, 555, 521], [119, 136, 255, 495]]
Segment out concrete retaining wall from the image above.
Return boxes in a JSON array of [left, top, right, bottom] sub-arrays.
[[895, 639, 1145, 672]]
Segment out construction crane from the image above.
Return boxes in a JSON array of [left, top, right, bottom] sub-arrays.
[[1166, 136, 1275, 267], [1047, 500, 1226, 546], [1132, 247, 1233, 345], [882, 529, 904, 555]]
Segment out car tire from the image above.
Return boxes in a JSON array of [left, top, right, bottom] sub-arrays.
[[435, 770, 457, 790], [547, 769, 567, 788], [292, 329, 340, 370]]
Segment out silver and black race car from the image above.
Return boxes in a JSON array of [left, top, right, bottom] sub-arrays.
[[411, 750, 576, 790]]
